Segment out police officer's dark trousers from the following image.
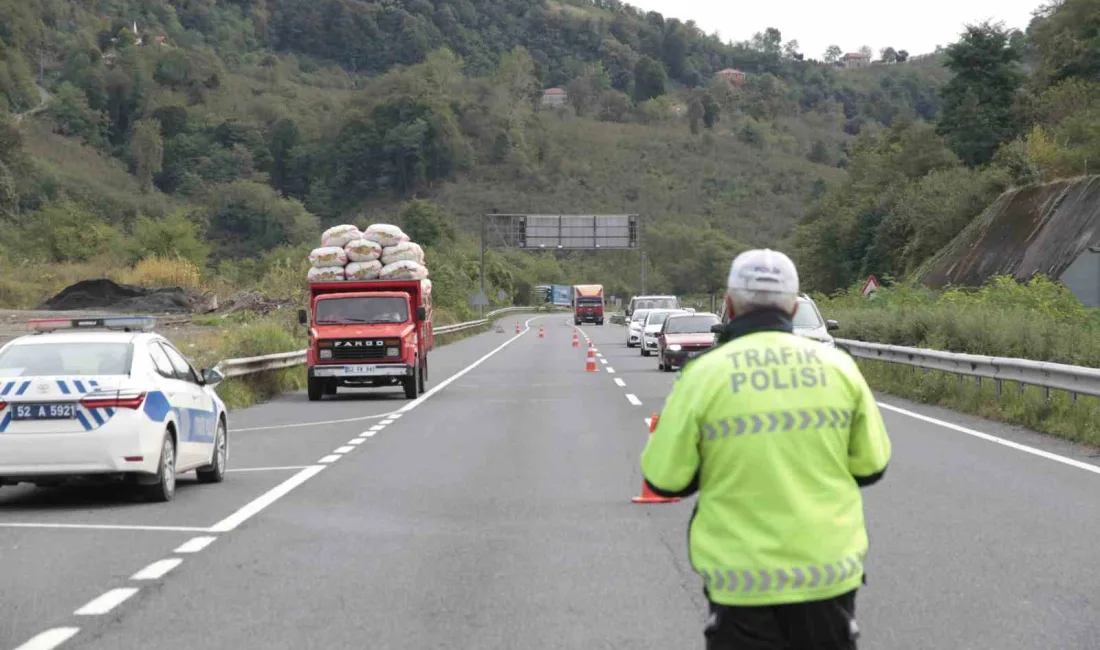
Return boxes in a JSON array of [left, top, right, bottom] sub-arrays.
[[704, 589, 859, 650]]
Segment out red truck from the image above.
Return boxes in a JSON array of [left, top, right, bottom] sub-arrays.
[[298, 279, 433, 401], [573, 284, 605, 325]]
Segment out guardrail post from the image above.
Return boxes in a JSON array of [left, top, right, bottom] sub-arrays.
[[995, 379, 1002, 397]]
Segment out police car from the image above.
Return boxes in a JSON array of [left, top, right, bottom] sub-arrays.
[[0, 316, 229, 502]]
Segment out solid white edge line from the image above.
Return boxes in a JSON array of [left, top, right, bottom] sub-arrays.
[[395, 316, 547, 414], [625, 394, 642, 406], [233, 411, 398, 432], [614, 378, 626, 387], [0, 523, 210, 533], [74, 588, 139, 616], [333, 446, 355, 453], [878, 402, 1100, 475], [131, 558, 183, 581], [12, 627, 80, 650], [318, 455, 341, 463], [226, 465, 310, 473], [175, 537, 216, 554], [208, 465, 326, 533]]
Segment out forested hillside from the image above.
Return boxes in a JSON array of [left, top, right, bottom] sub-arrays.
[[794, 0, 1100, 294], [0, 0, 949, 314]]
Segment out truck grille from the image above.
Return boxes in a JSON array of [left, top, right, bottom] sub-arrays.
[[331, 347, 386, 360]]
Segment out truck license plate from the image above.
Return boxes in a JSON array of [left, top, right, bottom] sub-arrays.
[[12, 403, 77, 420]]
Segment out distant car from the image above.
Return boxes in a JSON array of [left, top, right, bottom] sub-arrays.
[[657, 312, 721, 371], [792, 296, 839, 347], [0, 316, 229, 502], [626, 309, 652, 348], [640, 309, 685, 356]]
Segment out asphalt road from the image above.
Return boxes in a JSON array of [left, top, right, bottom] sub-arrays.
[[3, 315, 1100, 649]]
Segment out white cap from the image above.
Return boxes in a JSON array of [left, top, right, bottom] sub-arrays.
[[726, 249, 799, 314]]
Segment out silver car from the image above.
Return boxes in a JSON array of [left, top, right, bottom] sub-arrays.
[[792, 295, 839, 347], [626, 309, 651, 348]]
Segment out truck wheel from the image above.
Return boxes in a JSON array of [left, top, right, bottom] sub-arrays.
[[403, 362, 420, 399], [307, 377, 324, 401]]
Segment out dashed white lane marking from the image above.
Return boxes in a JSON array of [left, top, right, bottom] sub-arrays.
[[175, 537, 216, 554], [131, 559, 183, 581], [12, 627, 80, 650], [318, 455, 341, 464], [600, 358, 608, 365], [208, 465, 326, 533], [645, 417, 653, 428], [361, 430, 378, 437], [388, 414, 402, 419], [606, 367, 615, 374], [626, 394, 642, 406], [225, 465, 309, 473], [0, 523, 210, 533], [233, 411, 398, 432], [369, 424, 386, 431], [614, 378, 626, 387], [333, 446, 355, 453], [348, 438, 366, 445], [379, 420, 395, 426], [878, 402, 1100, 475], [74, 588, 139, 616]]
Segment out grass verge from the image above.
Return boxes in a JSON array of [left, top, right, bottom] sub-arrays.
[[857, 359, 1100, 448]]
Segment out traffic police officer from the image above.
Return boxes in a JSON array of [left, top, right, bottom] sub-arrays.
[[640, 249, 891, 650]]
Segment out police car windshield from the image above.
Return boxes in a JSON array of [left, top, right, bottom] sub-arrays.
[[316, 297, 408, 324], [666, 315, 719, 334], [793, 301, 824, 328], [0, 342, 133, 377]]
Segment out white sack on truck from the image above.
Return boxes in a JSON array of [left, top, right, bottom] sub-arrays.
[[345, 239, 382, 263], [379, 260, 428, 281], [307, 266, 346, 283], [380, 241, 422, 266], [345, 260, 383, 281], [409, 242, 425, 264], [363, 223, 410, 248], [321, 224, 362, 249], [309, 246, 348, 268]]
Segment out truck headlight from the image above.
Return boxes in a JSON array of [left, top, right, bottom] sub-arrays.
[[319, 349, 332, 359], [668, 344, 681, 351], [386, 347, 399, 357]]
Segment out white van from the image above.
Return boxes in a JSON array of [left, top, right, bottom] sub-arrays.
[[626, 295, 680, 318]]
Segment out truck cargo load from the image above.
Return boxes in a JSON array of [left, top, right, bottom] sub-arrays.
[[298, 279, 433, 401]]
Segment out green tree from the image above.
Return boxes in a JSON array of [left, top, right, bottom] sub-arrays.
[[936, 21, 1024, 167], [131, 211, 211, 267], [130, 118, 164, 194], [1031, 0, 1100, 85], [400, 199, 455, 247], [632, 56, 667, 102], [823, 45, 842, 64]]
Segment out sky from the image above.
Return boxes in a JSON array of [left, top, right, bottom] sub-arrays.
[[618, 0, 1044, 60]]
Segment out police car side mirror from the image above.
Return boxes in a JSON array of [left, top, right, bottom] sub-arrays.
[[298, 309, 308, 326], [826, 319, 840, 331], [202, 367, 226, 386]]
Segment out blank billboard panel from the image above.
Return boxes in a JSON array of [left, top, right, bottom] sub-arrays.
[[519, 214, 637, 249]]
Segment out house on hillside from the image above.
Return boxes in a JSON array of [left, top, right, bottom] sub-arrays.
[[541, 88, 569, 108], [841, 52, 871, 69], [715, 68, 746, 87]]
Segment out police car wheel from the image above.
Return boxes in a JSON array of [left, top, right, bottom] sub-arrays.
[[142, 432, 177, 503], [196, 420, 228, 484]]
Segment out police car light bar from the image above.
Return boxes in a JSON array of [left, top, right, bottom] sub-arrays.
[[28, 316, 157, 333]]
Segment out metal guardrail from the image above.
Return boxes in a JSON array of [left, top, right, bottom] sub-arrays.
[[836, 338, 1100, 400], [217, 306, 540, 379]]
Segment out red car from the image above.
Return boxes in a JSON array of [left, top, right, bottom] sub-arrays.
[[657, 312, 721, 372]]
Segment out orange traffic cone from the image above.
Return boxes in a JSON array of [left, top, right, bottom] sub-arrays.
[[572, 330, 579, 348], [633, 413, 682, 504], [515, 323, 521, 334], [585, 344, 598, 372], [538, 325, 545, 339]]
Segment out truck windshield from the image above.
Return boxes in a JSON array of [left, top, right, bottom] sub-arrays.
[[316, 297, 409, 324]]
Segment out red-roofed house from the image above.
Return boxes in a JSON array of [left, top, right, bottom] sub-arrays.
[[715, 68, 746, 87], [841, 52, 871, 69], [541, 87, 569, 108]]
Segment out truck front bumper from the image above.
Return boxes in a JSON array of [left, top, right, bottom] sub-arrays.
[[310, 363, 413, 379]]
